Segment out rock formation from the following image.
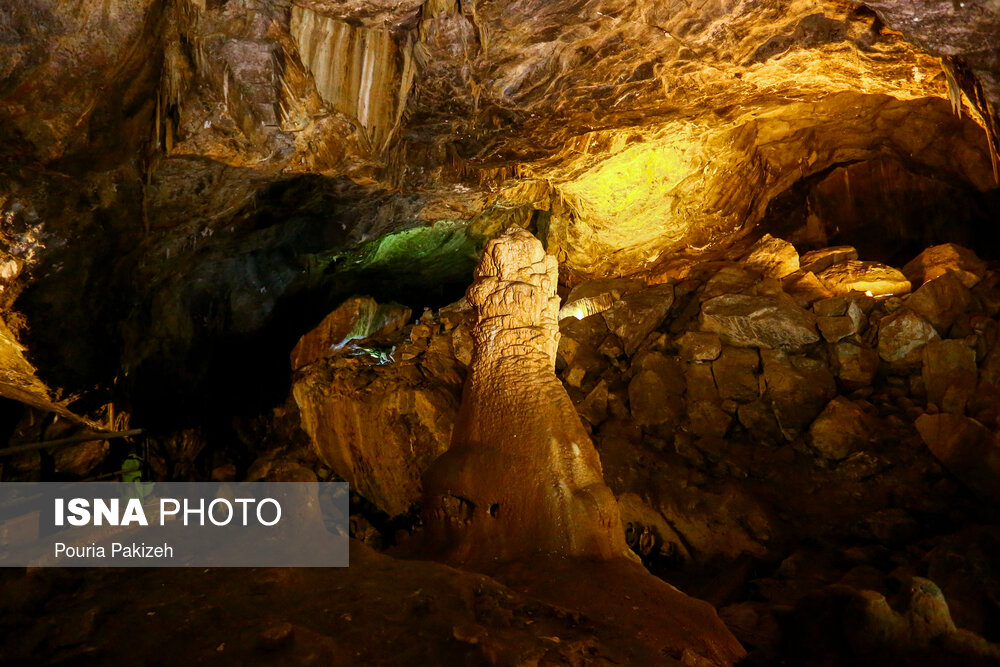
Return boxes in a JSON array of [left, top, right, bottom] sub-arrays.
[[422, 229, 629, 563]]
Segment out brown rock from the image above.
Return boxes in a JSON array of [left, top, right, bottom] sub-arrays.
[[761, 350, 837, 440], [782, 270, 835, 307], [629, 370, 685, 427], [601, 284, 675, 355], [799, 246, 859, 274], [703, 265, 760, 299], [817, 302, 864, 342], [688, 401, 732, 439], [294, 366, 459, 516], [741, 234, 800, 278], [290, 297, 411, 371], [578, 380, 609, 426], [922, 340, 977, 414], [712, 347, 760, 402], [904, 272, 971, 334], [902, 243, 986, 289], [813, 296, 849, 317], [831, 342, 880, 387], [737, 400, 783, 443], [685, 362, 719, 401], [817, 260, 911, 297], [677, 331, 722, 361], [877, 308, 940, 364], [915, 413, 1000, 503], [699, 294, 819, 351], [809, 397, 873, 460]]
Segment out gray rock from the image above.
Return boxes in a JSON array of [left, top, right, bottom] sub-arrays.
[[700, 294, 819, 351]]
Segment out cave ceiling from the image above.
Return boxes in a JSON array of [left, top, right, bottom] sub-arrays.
[[0, 0, 998, 416]]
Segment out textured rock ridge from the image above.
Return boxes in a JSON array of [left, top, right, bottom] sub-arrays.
[[422, 229, 629, 563]]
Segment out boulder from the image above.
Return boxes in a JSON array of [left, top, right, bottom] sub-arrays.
[[703, 265, 760, 299], [737, 400, 784, 444], [817, 302, 864, 342], [904, 272, 971, 334], [601, 284, 675, 355], [817, 261, 911, 297], [290, 297, 411, 371], [761, 350, 838, 440], [922, 340, 977, 414], [813, 296, 849, 317], [700, 294, 819, 351], [685, 362, 719, 401], [799, 246, 859, 274], [688, 401, 732, 439], [915, 413, 1000, 503], [293, 365, 460, 516], [831, 342, 880, 387], [629, 370, 686, 427], [578, 380, 610, 426], [782, 270, 834, 307], [877, 308, 939, 364], [902, 243, 986, 288], [809, 397, 873, 460], [741, 234, 800, 278], [712, 347, 761, 402], [677, 331, 722, 361]]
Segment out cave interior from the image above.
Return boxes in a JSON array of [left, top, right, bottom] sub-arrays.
[[2, 0, 1000, 664]]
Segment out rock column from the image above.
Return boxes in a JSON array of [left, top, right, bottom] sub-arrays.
[[422, 230, 629, 564]]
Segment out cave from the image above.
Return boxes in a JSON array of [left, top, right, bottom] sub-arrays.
[[1, 0, 1000, 664]]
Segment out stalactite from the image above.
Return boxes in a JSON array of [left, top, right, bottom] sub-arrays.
[[291, 6, 404, 153], [946, 58, 1000, 184], [940, 57, 963, 117]]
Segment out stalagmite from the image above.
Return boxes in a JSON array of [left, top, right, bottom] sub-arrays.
[[421, 229, 630, 564]]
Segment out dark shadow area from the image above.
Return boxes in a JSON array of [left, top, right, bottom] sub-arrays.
[[760, 157, 1000, 266]]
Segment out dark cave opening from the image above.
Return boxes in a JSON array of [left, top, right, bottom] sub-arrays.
[[760, 157, 1000, 266]]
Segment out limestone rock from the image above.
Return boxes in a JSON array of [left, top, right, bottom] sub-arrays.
[[712, 347, 761, 402], [782, 270, 835, 307], [905, 272, 971, 334], [629, 370, 685, 427], [813, 296, 850, 317], [293, 365, 459, 516], [737, 400, 783, 444], [685, 362, 719, 401], [809, 397, 873, 460], [700, 293, 819, 351], [922, 340, 977, 414], [689, 401, 732, 439], [902, 243, 987, 288], [677, 331, 723, 361], [817, 261, 911, 297], [831, 342, 880, 388], [799, 246, 859, 274], [422, 230, 630, 563], [741, 234, 800, 278], [877, 309, 940, 364], [290, 297, 411, 371], [915, 413, 1000, 503], [703, 265, 761, 300], [761, 350, 837, 440], [52, 440, 109, 477], [817, 302, 864, 342], [601, 284, 674, 355]]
